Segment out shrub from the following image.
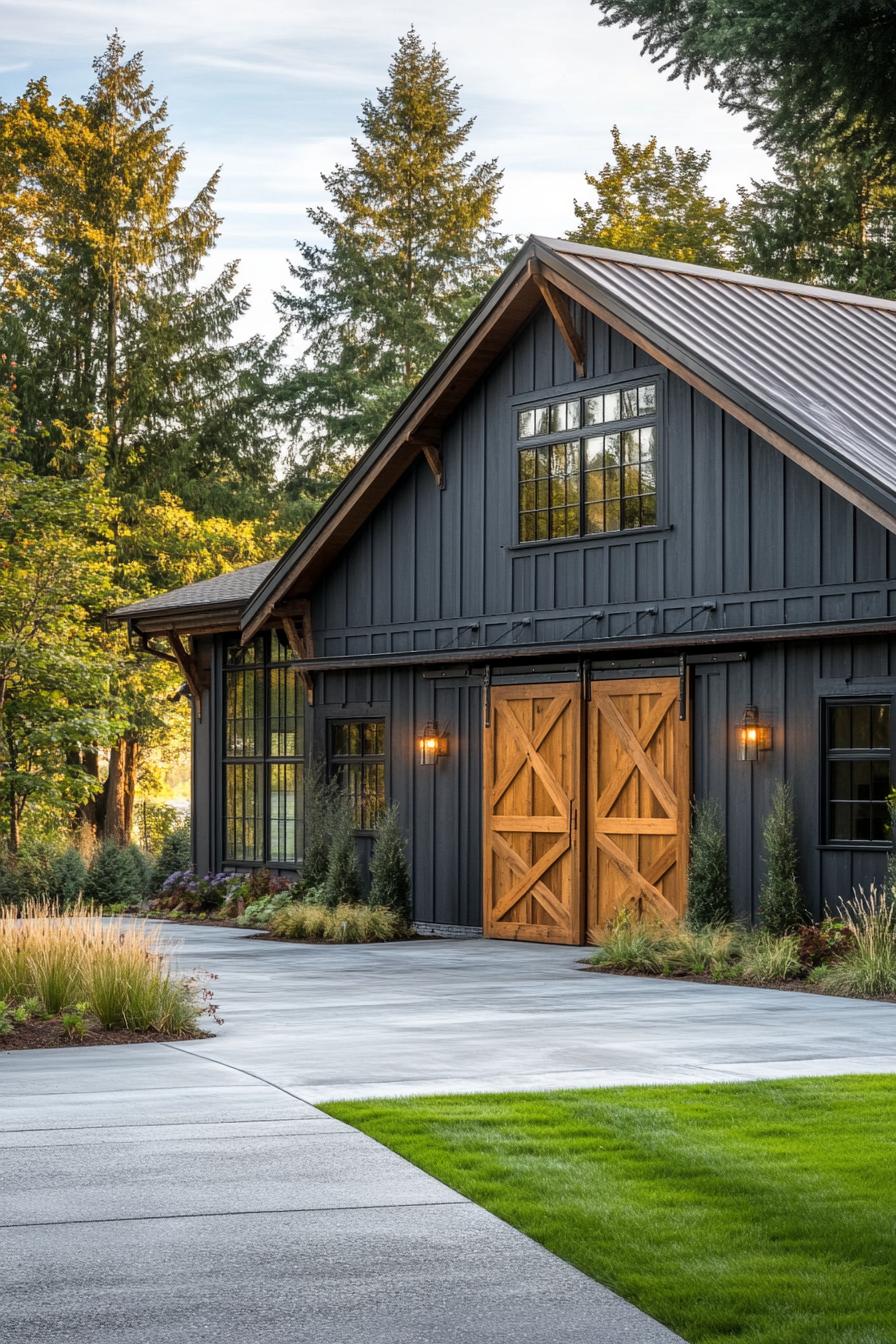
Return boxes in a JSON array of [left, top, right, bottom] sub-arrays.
[[321, 796, 362, 908], [154, 869, 237, 915], [302, 757, 341, 889], [739, 930, 802, 984], [815, 886, 896, 999], [49, 847, 88, 905], [0, 901, 213, 1032], [269, 901, 405, 943], [592, 910, 669, 974], [237, 889, 297, 928], [759, 782, 807, 934], [84, 842, 145, 909], [686, 799, 731, 928], [796, 919, 853, 970], [153, 819, 192, 891], [369, 804, 412, 920]]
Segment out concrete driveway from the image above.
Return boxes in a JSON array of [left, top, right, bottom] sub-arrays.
[[3, 927, 895, 1343]]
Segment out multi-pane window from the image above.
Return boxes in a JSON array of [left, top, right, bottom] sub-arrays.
[[517, 381, 658, 541], [223, 634, 305, 864], [824, 700, 891, 845], [329, 720, 386, 832]]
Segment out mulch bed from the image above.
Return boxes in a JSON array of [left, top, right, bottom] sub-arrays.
[[1, 1019, 212, 1051], [581, 962, 896, 1003]]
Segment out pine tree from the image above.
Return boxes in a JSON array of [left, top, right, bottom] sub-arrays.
[[735, 140, 896, 298], [758, 782, 807, 935], [276, 28, 509, 474], [569, 127, 732, 265], [321, 797, 362, 909], [592, 0, 896, 166], [369, 803, 412, 920], [685, 799, 731, 928], [0, 36, 288, 846], [1, 33, 281, 515], [301, 757, 340, 890], [84, 840, 145, 907]]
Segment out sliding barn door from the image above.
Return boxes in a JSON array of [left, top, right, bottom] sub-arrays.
[[587, 677, 689, 938], [483, 683, 583, 944]]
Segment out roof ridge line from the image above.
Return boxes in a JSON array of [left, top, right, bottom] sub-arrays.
[[536, 237, 896, 313]]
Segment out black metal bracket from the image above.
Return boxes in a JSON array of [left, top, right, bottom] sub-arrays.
[[678, 652, 688, 721], [483, 664, 492, 728]]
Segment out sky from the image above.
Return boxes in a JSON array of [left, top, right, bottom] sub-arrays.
[[0, 0, 772, 339]]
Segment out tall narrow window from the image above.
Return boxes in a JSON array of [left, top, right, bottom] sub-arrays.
[[824, 699, 891, 845], [517, 380, 658, 541], [328, 720, 386, 832], [223, 634, 305, 864]]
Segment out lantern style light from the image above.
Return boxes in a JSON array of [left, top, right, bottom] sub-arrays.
[[417, 722, 448, 765], [739, 705, 773, 761]]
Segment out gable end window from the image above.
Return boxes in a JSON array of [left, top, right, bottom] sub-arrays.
[[823, 699, 892, 845], [223, 633, 304, 864], [517, 380, 658, 542]]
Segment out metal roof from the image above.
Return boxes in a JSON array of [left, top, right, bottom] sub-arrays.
[[113, 559, 277, 620], [543, 237, 896, 513]]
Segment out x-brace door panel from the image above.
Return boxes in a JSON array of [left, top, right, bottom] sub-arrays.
[[483, 684, 583, 944]]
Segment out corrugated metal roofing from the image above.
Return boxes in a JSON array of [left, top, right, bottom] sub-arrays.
[[113, 559, 277, 619], [543, 238, 896, 507]]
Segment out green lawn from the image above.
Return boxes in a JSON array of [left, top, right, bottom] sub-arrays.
[[325, 1076, 896, 1344]]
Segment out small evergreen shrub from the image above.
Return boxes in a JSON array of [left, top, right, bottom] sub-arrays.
[[368, 804, 412, 920], [321, 796, 362, 908], [758, 781, 807, 934], [153, 820, 192, 891], [686, 798, 731, 928], [84, 842, 146, 909], [302, 757, 340, 889], [49, 847, 87, 905]]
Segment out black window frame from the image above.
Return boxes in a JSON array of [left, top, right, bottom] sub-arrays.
[[221, 631, 305, 868], [821, 696, 893, 849], [327, 718, 387, 836], [514, 374, 663, 546]]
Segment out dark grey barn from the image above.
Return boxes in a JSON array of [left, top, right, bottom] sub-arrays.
[[114, 238, 896, 943]]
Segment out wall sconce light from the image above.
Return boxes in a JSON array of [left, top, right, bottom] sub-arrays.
[[739, 705, 773, 761], [417, 722, 449, 766]]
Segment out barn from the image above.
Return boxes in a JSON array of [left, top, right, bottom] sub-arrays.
[[114, 237, 896, 943]]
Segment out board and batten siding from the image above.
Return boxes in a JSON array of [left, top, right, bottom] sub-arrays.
[[314, 303, 896, 659]]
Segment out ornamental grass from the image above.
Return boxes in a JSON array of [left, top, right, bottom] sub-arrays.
[[269, 901, 406, 943], [0, 901, 205, 1033]]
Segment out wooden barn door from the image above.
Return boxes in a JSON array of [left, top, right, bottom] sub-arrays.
[[587, 677, 689, 939], [483, 683, 583, 944]]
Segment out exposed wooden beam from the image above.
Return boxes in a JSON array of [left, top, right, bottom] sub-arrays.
[[532, 267, 586, 376], [167, 631, 204, 719], [279, 604, 315, 704], [411, 439, 445, 489]]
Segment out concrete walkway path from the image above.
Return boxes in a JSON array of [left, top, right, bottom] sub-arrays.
[[3, 925, 895, 1342]]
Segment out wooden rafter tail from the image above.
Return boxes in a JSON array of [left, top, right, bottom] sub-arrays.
[[280, 609, 315, 706], [532, 269, 586, 376], [167, 631, 204, 721]]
